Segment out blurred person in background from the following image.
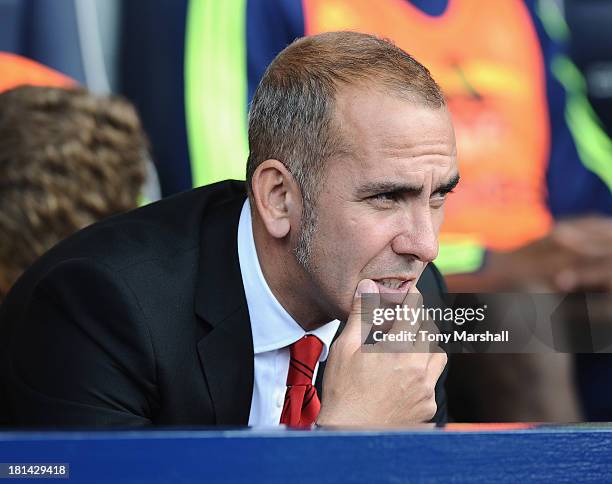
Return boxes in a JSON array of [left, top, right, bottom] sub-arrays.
[[558, 0, 612, 422], [0, 84, 148, 301]]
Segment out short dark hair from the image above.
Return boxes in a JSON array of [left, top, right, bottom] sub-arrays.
[[0, 86, 148, 298], [246, 31, 445, 201]]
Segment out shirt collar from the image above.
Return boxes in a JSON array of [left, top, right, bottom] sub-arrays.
[[237, 199, 340, 360]]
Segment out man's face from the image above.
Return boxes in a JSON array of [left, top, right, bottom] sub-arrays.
[[298, 87, 459, 320]]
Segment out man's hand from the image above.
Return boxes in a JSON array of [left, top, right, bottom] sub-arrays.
[[552, 216, 612, 292], [447, 216, 612, 293], [316, 279, 447, 426]]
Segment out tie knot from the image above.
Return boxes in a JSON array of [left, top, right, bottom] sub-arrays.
[[287, 335, 323, 386]]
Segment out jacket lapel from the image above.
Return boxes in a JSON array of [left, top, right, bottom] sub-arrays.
[[194, 184, 254, 425]]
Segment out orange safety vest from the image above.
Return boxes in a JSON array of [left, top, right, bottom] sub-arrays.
[[303, 0, 552, 251], [0, 52, 76, 93]]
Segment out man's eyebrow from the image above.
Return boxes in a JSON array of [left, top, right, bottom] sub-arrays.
[[356, 173, 460, 198], [433, 173, 461, 194], [355, 181, 424, 197]]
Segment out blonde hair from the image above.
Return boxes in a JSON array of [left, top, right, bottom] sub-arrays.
[[0, 86, 148, 298]]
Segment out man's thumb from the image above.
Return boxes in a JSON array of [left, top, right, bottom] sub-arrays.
[[356, 277, 378, 302], [345, 279, 379, 336]]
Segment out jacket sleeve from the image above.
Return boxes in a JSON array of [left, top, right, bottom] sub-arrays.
[[3, 258, 159, 427]]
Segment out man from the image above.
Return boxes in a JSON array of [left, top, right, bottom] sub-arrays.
[[0, 32, 455, 427], [0, 85, 148, 302]]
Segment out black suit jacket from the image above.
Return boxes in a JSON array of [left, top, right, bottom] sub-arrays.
[[0, 181, 447, 427]]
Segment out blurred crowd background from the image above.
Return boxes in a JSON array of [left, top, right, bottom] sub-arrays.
[[0, 0, 611, 423]]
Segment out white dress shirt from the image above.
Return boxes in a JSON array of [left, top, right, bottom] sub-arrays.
[[237, 200, 340, 426]]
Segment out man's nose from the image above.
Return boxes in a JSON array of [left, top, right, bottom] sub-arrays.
[[390, 209, 439, 263]]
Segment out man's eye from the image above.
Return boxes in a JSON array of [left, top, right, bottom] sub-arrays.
[[371, 192, 397, 202], [430, 191, 453, 206]]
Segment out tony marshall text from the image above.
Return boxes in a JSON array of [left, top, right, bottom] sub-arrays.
[[372, 330, 510, 343]]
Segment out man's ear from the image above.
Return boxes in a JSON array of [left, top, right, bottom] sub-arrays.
[[251, 159, 301, 239]]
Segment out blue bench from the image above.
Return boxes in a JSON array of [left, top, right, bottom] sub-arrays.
[[1, 424, 610, 483]]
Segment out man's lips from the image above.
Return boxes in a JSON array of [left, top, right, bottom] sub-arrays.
[[371, 277, 416, 294]]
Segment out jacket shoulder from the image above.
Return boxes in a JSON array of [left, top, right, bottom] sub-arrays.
[[21, 181, 246, 278]]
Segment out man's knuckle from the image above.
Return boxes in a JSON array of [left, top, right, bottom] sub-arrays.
[[412, 361, 428, 378], [425, 401, 437, 420], [423, 382, 436, 400]]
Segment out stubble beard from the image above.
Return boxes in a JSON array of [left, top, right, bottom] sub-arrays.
[[293, 194, 348, 322], [294, 199, 318, 274], [294, 201, 343, 323]]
